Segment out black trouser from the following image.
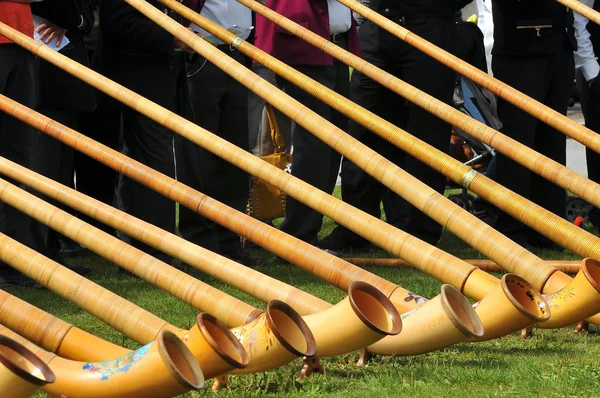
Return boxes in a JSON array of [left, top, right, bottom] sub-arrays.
[[31, 108, 80, 262], [176, 47, 250, 254], [0, 45, 39, 272], [77, 90, 121, 234], [338, 18, 456, 245], [275, 38, 350, 245], [117, 98, 177, 264], [492, 42, 573, 245], [577, 69, 600, 184]]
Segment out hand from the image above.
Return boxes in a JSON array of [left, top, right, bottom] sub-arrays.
[[36, 22, 67, 46]]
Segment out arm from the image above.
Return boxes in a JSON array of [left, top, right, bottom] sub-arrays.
[[574, 0, 599, 84]]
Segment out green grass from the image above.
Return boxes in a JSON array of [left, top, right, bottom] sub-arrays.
[[11, 188, 599, 397]]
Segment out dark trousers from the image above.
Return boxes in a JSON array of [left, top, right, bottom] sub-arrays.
[[31, 108, 80, 262], [117, 101, 176, 264], [339, 18, 456, 245], [492, 42, 573, 245], [77, 90, 121, 234], [0, 45, 39, 271], [176, 47, 250, 254], [577, 69, 600, 184], [275, 40, 350, 245]]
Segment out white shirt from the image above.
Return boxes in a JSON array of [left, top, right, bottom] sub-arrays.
[[574, 0, 600, 81], [327, 0, 352, 35], [192, 0, 252, 41]]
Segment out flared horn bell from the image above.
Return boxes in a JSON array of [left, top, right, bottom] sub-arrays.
[[231, 300, 316, 374], [368, 285, 483, 356], [302, 281, 402, 357], [468, 274, 549, 342], [541, 258, 600, 328], [43, 329, 203, 398], [180, 313, 249, 379], [0, 335, 55, 398]]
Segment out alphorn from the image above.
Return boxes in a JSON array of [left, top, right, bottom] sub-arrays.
[[222, 0, 600, 294], [0, 29, 491, 353], [0, 176, 404, 361], [0, 232, 323, 375], [337, 0, 600, 159], [0, 124, 546, 349], [0, 334, 55, 398], [157, 0, 600, 329], [557, 0, 600, 26], [0, 325, 203, 398], [344, 258, 582, 275], [0, 22, 545, 337], [107, 0, 598, 329]]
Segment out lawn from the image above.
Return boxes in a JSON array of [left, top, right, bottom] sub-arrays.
[[8, 189, 599, 397]]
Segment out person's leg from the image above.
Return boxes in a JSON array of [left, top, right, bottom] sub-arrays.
[[176, 53, 227, 253], [213, 50, 251, 256], [398, 18, 457, 245], [528, 46, 573, 248], [76, 91, 122, 234], [0, 45, 41, 286], [491, 54, 551, 245], [320, 21, 396, 250], [277, 65, 338, 245], [118, 107, 176, 264]]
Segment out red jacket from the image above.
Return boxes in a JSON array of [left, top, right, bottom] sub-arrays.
[[0, 3, 33, 44], [254, 0, 360, 66]]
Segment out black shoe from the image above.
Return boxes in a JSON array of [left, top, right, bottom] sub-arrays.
[[223, 249, 268, 268], [59, 238, 88, 257], [319, 227, 371, 252], [66, 264, 93, 277], [0, 273, 44, 289]]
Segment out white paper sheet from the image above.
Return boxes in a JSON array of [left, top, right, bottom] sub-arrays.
[[33, 14, 70, 52]]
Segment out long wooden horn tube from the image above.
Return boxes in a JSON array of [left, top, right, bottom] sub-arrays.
[[0, 325, 203, 398], [0, 232, 260, 378], [129, 0, 600, 329], [0, 290, 128, 362], [0, 335, 55, 398], [0, 177, 261, 329], [0, 161, 487, 359], [344, 258, 582, 275], [336, 0, 600, 159], [210, 0, 600, 296], [0, 23, 518, 343], [0, 177, 403, 364]]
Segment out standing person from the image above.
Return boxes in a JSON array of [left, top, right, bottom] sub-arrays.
[[254, 0, 360, 247], [574, 0, 600, 226], [176, 0, 264, 266], [30, 0, 96, 269], [489, 0, 575, 249], [0, 0, 40, 287], [320, 0, 469, 253], [96, 0, 193, 264]]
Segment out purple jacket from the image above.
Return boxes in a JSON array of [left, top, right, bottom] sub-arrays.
[[254, 0, 361, 66]]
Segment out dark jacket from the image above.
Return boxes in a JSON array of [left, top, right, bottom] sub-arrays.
[[254, 0, 361, 66], [492, 0, 576, 56], [372, 0, 473, 18], [31, 0, 96, 112], [96, 0, 188, 112]]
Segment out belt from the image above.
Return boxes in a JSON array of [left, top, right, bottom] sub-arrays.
[[380, 12, 426, 26], [331, 31, 348, 44]]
